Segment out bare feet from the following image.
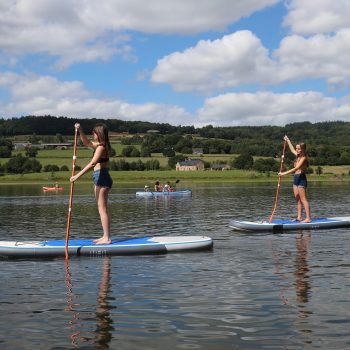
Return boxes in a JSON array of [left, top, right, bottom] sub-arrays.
[[302, 218, 312, 223], [93, 237, 112, 245]]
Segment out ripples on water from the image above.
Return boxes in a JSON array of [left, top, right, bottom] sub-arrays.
[[1, 182, 350, 349]]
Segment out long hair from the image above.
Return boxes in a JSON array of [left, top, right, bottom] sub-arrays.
[[93, 123, 112, 156], [296, 142, 309, 167]]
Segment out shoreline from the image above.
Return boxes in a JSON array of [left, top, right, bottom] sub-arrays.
[[0, 170, 349, 186]]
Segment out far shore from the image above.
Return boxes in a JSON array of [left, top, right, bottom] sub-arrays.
[[0, 169, 349, 186]]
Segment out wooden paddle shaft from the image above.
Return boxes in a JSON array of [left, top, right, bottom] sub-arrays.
[[269, 139, 287, 223], [65, 127, 78, 258]]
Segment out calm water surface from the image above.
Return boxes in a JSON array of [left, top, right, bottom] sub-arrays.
[[1, 182, 350, 350]]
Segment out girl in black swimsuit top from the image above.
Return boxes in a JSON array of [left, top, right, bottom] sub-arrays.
[[70, 123, 113, 245]]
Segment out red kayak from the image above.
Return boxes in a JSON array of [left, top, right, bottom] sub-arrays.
[[42, 186, 64, 192]]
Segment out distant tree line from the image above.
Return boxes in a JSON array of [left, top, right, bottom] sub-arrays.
[[1, 116, 350, 166], [0, 153, 162, 175], [0, 115, 194, 137]]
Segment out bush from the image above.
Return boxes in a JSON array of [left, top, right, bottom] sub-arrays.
[[232, 153, 254, 170], [122, 145, 140, 157], [253, 158, 279, 173], [4, 154, 42, 173], [140, 147, 151, 157], [0, 137, 12, 158], [25, 147, 39, 158], [43, 164, 60, 172], [60, 165, 69, 171], [163, 147, 175, 157], [110, 159, 130, 171], [0, 145, 11, 158], [144, 159, 160, 170], [110, 147, 116, 157], [5, 154, 27, 173], [22, 158, 42, 173], [130, 148, 141, 157]]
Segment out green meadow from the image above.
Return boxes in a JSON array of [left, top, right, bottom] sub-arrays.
[[1, 146, 350, 185], [1, 167, 349, 186]]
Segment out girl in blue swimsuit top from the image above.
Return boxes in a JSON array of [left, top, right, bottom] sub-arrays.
[[278, 135, 311, 223], [70, 123, 113, 244]]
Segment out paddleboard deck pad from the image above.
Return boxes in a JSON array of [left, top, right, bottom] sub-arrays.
[[229, 216, 350, 232], [0, 236, 213, 258], [136, 189, 192, 197]]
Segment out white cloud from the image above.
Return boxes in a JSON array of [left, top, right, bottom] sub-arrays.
[[1, 72, 350, 127], [196, 91, 350, 126], [275, 29, 350, 88], [152, 31, 276, 92], [0, 72, 192, 124], [0, 0, 279, 68], [151, 27, 350, 93], [283, 0, 350, 35]]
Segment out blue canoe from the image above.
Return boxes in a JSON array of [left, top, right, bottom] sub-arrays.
[[136, 189, 192, 197], [0, 236, 213, 258], [229, 216, 350, 232]]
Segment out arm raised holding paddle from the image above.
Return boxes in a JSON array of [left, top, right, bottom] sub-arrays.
[[278, 135, 311, 223]]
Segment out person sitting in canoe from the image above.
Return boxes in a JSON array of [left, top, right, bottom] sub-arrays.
[[163, 181, 175, 192], [144, 185, 151, 192], [154, 180, 163, 192], [278, 135, 311, 223]]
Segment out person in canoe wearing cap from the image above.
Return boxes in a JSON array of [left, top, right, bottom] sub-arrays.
[[144, 185, 151, 192]]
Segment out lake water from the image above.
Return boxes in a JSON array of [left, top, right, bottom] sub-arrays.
[[1, 181, 350, 350]]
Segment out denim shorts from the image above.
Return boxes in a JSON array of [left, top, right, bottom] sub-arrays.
[[293, 173, 307, 188], [92, 168, 113, 188]]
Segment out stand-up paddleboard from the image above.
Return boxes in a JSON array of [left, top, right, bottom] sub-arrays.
[[229, 217, 350, 232], [0, 236, 213, 258], [136, 189, 192, 197]]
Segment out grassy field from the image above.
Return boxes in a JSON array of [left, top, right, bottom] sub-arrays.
[[1, 147, 350, 184], [1, 168, 349, 186]]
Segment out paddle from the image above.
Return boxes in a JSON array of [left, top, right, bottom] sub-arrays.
[[65, 126, 78, 259], [269, 139, 287, 223]]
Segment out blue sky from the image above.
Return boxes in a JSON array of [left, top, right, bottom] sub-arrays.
[[1, 0, 350, 126]]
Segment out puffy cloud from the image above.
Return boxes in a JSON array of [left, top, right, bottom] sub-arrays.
[[0, 72, 191, 124], [0, 0, 278, 67], [152, 31, 277, 92], [283, 0, 350, 35], [275, 29, 350, 88], [151, 27, 350, 92], [1, 72, 350, 127], [196, 91, 350, 126]]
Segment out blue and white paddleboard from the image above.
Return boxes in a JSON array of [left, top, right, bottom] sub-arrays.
[[229, 216, 350, 232], [0, 236, 213, 258], [136, 189, 192, 197]]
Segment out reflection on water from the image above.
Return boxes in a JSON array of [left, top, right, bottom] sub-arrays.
[[294, 232, 313, 344], [94, 257, 113, 349], [65, 257, 114, 349], [65, 259, 81, 348], [1, 182, 350, 349], [294, 232, 311, 306]]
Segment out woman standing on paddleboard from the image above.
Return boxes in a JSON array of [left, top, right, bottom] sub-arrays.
[[278, 135, 311, 223], [70, 123, 113, 244]]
